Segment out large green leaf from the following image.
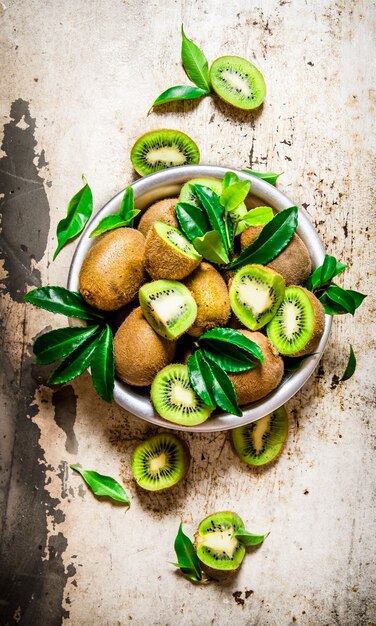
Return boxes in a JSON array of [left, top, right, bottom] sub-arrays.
[[305, 255, 348, 291], [176, 202, 211, 241], [340, 344, 356, 381], [33, 325, 100, 365], [242, 170, 283, 186], [173, 522, 202, 582], [193, 185, 229, 252], [187, 351, 216, 408], [325, 285, 356, 315], [200, 327, 264, 363], [181, 26, 211, 92], [48, 333, 101, 385], [235, 206, 274, 235], [234, 528, 269, 546], [150, 85, 208, 111], [54, 181, 93, 259], [70, 465, 130, 505], [202, 344, 256, 372], [220, 181, 251, 213], [89, 215, 133, 238], [205, 357, 242, 417], [24, 286, 104, 321], [90, 325, 115, 403], [90, 186, 140, 237]]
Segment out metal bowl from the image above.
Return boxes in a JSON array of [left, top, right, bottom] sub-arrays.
[[68, 165, 331, 432]]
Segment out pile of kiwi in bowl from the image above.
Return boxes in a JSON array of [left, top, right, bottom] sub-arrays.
[[68, 165, 331, 432]]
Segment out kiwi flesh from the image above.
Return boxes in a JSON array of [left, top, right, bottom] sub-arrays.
[[184, 262, 231, 337], [231, 406, 289, 466], [139, 279, 197, 340], [138, 198, 179, 237], [151, 363, 213, 426], [229, 331, 284, 405], [144, 221, 202, 280], [79, 227, 146, 311], [210, 56, 266, 111], [240, 226, 312, 285], [267, 286, 325, 357], [180, 177, 247, 219], [131, 129, 200, 177], [229, 264, 285, 330], [131, 433, 190, 491], [194, 512, 246, 578], [114, 307, 176, 386]]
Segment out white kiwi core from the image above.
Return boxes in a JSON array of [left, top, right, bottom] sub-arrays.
[[238, 280, 273, 315], [147, 147, 186, 165]]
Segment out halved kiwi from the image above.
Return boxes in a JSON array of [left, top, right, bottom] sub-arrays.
[[231, 406, 289, 466], [137, 198, 179, 237], [179, 177, 247, 219], [131, 129, 200, 176], [151, 364, 213, 426], [194, 512, 246, 577], [267, 286, 325, 357], [131, 433, 190, 491], [139, 279, 197, 340], [229, 264, 285, 330], [210, 56, 266, 111], [144, 221, 202, 280]]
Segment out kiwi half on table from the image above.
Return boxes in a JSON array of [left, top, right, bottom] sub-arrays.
[[131, 129, 200, 177], [151, 364, 213, 426], [139, 279, 197, 340], [232, 406, 289, 467], [144, 221, 202, 280], [210, 56, 266, 111], [131, 433, 190, 491], [267, 286, 325, 357], [229, 264, 285, 330], [194, 512, 246, 579]]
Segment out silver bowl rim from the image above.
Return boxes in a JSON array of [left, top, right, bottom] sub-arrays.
[[68, 164, 331, 433]]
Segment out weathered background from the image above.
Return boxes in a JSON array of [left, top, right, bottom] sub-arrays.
[[0, 1, 375, 624]]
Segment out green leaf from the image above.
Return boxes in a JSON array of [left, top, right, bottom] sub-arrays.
[[118, 186, 135, 221], [340, 344, 356, 381], [242, 169, 283, 186], [222, 171, 239, 189], [235, 528, 268, 546], [193, 231, 229, 265], [70, 465, 130, 505], [54, 180, 93, 259], [220, 181, 251, 213], [173, 522, 202, 582], [345, 289, 367, 310], [187, 351, 216, 408], [193, 185, 229, 251], [205, 357, 242, 417], [228, 206, 298, 270], [235, 206, 274, 235], [90, 186, 140, 237], [33, 325, 100, 365], [48, 333, 101, 385], [150, 85, 208, 111], [319, 294, 349, 315], [202, 344, 256, 372], [90, 325, 115, 403], [176, 202, 211, 241], [325, 285, 356, 315], [23, 286, 104, 321], [200, 328, 264, 363], [283, 354, 313, 372], [89, 215, 132, 238], [306, 255, 348, 291], [181, 26, 211, 92]]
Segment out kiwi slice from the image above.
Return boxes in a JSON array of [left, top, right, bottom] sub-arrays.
[[229, 264, 285, 330], [151, 364, 213, 426], [139, 279, 197, 340], [144, 221, 202, 280], [131, 129, 200, 177], [267, 286, 325, 357], [210, 56, 266, 111], [180, 177, 247, 219], [194, 512, 246, 576], [232, 406, 289, 467], [131, 433, 190, 491]]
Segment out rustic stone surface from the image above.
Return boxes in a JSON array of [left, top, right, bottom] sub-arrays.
[[0, 1, 375, 625]]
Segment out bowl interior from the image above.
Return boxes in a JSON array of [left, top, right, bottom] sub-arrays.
[[68, 165, 331, 432]]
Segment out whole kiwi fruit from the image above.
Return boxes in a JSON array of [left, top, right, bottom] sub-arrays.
[[240, 226, 312, 286], [184, 262, 231, 337], [79, 228, 146, 311], [114, 307, 176, 386], [229, 330, 284, 405], [137, 198, 179, 237]]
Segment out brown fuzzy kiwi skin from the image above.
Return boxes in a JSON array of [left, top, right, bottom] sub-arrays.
[[114, 307, 176, 386], [79, 228, 146, 311], [240, 226, 312, 285], [184, 262, 231, 337], [283, 287, 325, 357], [229, 331, 284, 405], [137, 198, 179, 237], [144, 223, 201, 280]]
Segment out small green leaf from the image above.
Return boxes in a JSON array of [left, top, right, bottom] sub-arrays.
[[187, 351, 216, 408], [48, 333, 101, 385], [193, 185, 229, 252], [319, 294, 348, 315], [89, 215, 132, 238], [181, 26, 211, 92], [173, 522, 202, 582], [306, 255, 348, 291], [193, 231, 229, 264], [90, 186, 140, 237], [90, 325, 115, 403], [325, 285, 356, 315], [150, 85, 208, 111], [345, 289, 367, 310], [340, 344, 356, 381], [200, 328, 264, 363], [242, 170, 283, 186], [228, 206, 298, 270], [54, 180, 93, 259], [70, 465, 130, 505], [24, 286, 104, 321], [220, 181, 251, 213], [222, 171, 239, 189], [33, 325, 100, 365], [202, 344, 256, 372], [235, 528, 269, 546], [235, 206, 274, 235], [176, 202, 211, 241], [118, 186, 135, 221], [205, 357, 242, 417]]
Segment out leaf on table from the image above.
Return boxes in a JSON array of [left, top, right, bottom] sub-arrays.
[[173, 522, 202, 582], [33, 325, 100, 365], [150, 85, 208, 111], [90, 325, 115, 403], [54, 179, 93, 259], [70, 465, 130, 505], [181, 25, 211, 92], [235, 528, 269, 546], [23, 286, 104, 321], [48, 332, 101, 385], [340, 344, 356, 381]]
